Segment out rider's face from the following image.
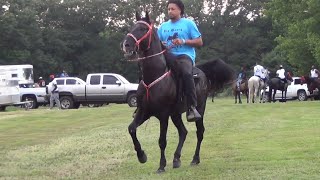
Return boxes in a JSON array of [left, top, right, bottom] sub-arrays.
[[167, 3, 181, 20]]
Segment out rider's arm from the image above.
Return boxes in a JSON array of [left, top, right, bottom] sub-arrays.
[[185, 37, 203, 47], [172, 37, 203, 47]]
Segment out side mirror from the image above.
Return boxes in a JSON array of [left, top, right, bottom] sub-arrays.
[[116, 80, 121, 86]]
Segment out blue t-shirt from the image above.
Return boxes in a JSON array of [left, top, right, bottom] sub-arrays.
[[157, 18, 201, 64]]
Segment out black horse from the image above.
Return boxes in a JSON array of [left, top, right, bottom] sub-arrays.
[[121, 12, 234, 173], [268, 72, 293, 102]]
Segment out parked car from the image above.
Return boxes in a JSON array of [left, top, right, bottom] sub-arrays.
[[48, 73, 139, 109], [262, 76, 318, 102]]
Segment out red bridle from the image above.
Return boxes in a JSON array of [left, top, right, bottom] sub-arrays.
[[127, 21, 153, 51]]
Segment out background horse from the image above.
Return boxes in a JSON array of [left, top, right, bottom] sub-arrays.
[[301, 75, 320, 93], [248, 76, 264, 103], [301, 75, 320, 98], [232, 80, 248, 104], [122, 12, 235, 173], [268, 72, 293, 102]]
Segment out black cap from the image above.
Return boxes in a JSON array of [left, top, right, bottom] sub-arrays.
[[167, 0, 185, 15]]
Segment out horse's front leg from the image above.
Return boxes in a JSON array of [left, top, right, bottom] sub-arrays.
[[284, 90, 287, 102], [128, 108, 150, 164], [171, 113, 188, 169], [234, 92, 237, 104], [157, 115, 169, 173], [238, 91, 242, 104]]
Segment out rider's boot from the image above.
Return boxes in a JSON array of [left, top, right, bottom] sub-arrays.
[[184, 72, 201, 122]]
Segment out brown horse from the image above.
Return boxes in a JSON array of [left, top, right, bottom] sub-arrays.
[[232, 80, 248, 104], [301, 75, 320, 94]]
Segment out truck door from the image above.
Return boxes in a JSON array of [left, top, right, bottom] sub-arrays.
[[286, 80, 295, 97], [66, 79, 86, 101], [102, 75, 125, 102], [86, 75, 104, 101]]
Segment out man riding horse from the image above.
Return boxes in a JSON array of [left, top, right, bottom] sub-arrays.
[[156, 0, 203, 122], [236, 66, 247, 90], [253, 63, 267, 85], [268, 65, 293, 102], [276, 65, 287, 85], [310, 65, 320, 82]]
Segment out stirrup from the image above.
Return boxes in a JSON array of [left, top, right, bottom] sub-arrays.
[[187, 106, 201, 122]]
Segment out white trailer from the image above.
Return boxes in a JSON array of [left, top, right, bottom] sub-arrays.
[[0, 65, 34, 111]]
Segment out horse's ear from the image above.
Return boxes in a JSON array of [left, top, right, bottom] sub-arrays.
[[136, 12, 141, 21], [145, 11, 150, 23]]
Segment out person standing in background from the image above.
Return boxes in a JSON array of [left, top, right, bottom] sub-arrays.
[[48, 76, 61, 110]]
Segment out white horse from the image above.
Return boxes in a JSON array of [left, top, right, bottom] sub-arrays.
[[248, 76, 263, 103], [248, 66, 269, 103]]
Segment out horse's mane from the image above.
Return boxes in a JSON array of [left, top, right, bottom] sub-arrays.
[[196, 59, 236, 92]]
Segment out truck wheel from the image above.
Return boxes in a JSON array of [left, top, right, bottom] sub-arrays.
[[127, 93, 137, 107], [23, 96, 38, 109], [297, 90, 307, 101], [60, 96, 74, 109]]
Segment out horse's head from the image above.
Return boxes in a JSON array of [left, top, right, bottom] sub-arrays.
[[286, 71, 293, 82], [121, 12, 154, 60]]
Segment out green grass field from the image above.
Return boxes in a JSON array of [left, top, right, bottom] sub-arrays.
[[0, 98, 319, 179]]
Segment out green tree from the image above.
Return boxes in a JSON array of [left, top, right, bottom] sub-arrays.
[[267, 0, 320, 75]]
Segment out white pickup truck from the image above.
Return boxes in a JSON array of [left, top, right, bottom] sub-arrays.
[[50, 73, 139, 109], [263, 76, 317, 101]]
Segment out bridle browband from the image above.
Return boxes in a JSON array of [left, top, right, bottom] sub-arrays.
[[126, 21, 166, 62]]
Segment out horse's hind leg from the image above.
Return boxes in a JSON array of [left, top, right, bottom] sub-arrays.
[[245, 91, 249, 103], [128, 108, 150, 164], [171, 113, 188, 169], [191, 104, 206, 166]]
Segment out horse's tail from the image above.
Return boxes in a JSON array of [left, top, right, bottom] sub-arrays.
[[196, 59, 236, 92]]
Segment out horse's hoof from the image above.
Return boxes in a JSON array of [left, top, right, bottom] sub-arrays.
[[173, 158, 181, 168], [156, 168, 165, 174], [190, 158, 200, 166], [138, 151, 147, 163]]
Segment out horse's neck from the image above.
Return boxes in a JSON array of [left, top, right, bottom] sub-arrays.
[[141, 41, 168, 85]]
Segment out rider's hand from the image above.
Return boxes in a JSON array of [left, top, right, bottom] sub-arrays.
[[172, 38, 184, 45]]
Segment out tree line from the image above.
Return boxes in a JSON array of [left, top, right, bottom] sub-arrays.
[[1, 0, 319, 82]]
